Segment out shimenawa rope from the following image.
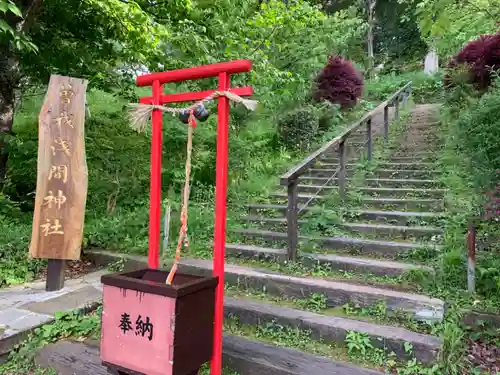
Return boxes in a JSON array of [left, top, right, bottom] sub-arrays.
[[165, 112, 195, 285], [128, 91, 258, 133], [128, 91, 258, 285]]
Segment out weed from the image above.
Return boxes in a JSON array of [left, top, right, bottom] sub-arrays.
[[0, 309, 101, 374], [294, 293, 328, 312], [107, 258, 125, 272]]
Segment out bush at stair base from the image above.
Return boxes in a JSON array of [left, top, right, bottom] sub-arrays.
[[277, 105, 320, 151]]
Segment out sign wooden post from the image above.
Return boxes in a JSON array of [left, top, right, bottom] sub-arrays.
[[29, 75, 88, 291]]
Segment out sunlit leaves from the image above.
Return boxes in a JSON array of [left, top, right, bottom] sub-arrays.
[[0, 0, 22, 17], [408, 0, 499, 57], [0, 0, 38, 52]]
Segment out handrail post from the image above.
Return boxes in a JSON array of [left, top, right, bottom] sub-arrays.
[[402, 91, 407, 109], [383, 105, 389, 144], [286, 179, 299, 262], [366, 118, 372, 161], [395, 95, 400, 121], [338, 139, 346, 201]]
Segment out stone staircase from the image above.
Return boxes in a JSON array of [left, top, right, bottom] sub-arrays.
[[178, 103, 446, 373]]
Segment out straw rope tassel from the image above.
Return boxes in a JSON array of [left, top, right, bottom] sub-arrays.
[[165, 113, 194, 285], [128, 91, 258, 134]]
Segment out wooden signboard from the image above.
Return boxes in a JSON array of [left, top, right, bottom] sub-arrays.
[[29, 75, 88, 271]]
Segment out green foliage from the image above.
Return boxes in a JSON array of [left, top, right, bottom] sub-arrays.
[[0, 308, 101, 374], [453, 83, 500, 189], [428, 79, 500, 308], [0, 0, 371, 287], [411, 0, 500, 58], [0, 0, 37, 52], [277, 105, 320, 150], [0, 214, 44, 287], [345, 331, 376, 357], [375, 0, 427, 62], [365, 71, 444, 103]]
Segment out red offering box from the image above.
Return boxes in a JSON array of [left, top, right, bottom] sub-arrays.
[[100, 269, 218, 375]]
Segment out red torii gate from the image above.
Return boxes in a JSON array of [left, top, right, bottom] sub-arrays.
[[136, 60, 253, 375]]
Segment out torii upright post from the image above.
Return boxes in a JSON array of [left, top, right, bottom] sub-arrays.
[[136, 60, 253, 375]]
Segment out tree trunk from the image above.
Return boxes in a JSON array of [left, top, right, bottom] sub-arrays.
[[366, 0, 376, 78], [0, 0, 43, 187], [0, 54, 19, 186]]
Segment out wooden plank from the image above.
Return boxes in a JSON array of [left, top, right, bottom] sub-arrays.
[[29, 75, 88, 261], [223, 335, 385, 375], [338, 140, 346, 200], [383, 105, 389, 143], [36, 338, 385, 375], [45, 259, 66, 291], [279, 81, 411, 184], [366, 118, 372, 161], [395, 95, 400, 120], [286, 180, 298, 262]]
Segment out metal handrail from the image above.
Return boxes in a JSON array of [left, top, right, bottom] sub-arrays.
[[282, 81, 413, 261]]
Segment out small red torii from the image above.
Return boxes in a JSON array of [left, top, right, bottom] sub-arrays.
[[136, 60, 253, 375]]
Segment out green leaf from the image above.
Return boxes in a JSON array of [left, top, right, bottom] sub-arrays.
[[0, 1, 8, 12], [7, 1, 23, 17], [0, 19, 13, 33]]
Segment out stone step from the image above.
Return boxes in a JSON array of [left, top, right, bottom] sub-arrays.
[[231, 228, 423, 256], [240, 216, 442, 240], [320, 157, 340, 164], [347, 209, 443, 226], [225, 243, 432, 277], [245, 203, 307, 216], [340, 222, 442, 240], [373, 169, 439, 179], [302, 164, 365, 177], [224, 297, 441, 364], [295, 177, 441, 188], [297, 176, 343, 185], [357, 187, 446, 198], [364, 178, 441, 188], [312, 162, 339, 169], [177, 259, 445, 321], [360, 197, 444, 211], [226, 243, 288, 262], [240, 215, 306, 228], [269, 192, 325, 204], [389, 152, 435, 158], [223, 334, 386, 375], [296, 184, 337, 195], [33, 335, 386, 375], [303, 168, 341, 178], [376, 162, 435, 170], [389, 156, 435, 163]]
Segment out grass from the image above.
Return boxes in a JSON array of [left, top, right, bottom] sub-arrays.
[[0, 300, 436, 375], [224, 316, 389, 371], [2, 75, 410, 287], [1, 70, 444, 288], [8, 71, 500, 373]]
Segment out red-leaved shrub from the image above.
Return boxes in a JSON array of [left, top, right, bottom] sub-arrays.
[[313, 56, 364, 109], [446, 33, 500, 90]]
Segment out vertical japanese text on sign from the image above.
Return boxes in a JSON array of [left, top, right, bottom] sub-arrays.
[[29, 75, 88, 261]]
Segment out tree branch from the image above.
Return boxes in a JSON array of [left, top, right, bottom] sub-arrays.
[[458, 0, 500, 23], [16, 0, 44, 32]]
